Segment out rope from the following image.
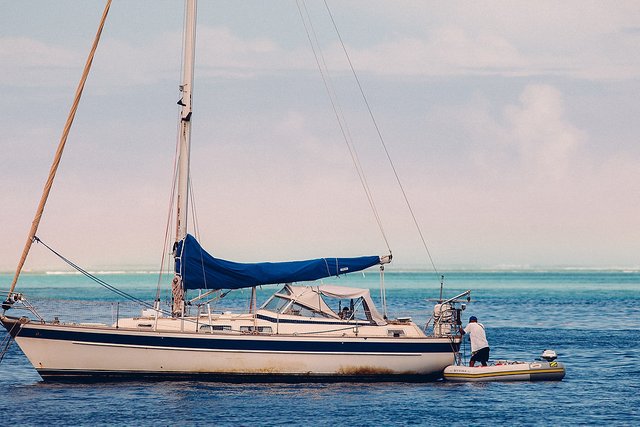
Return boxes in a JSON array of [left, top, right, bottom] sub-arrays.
[[292, 324, 364, 336], [0, 321, 23, 364], [296, 0, 391, 254], [189, 179, 201, 241], [323, 258, 331, 277], [155, 118, 182, 302], [322, 0, 440, 277], [8, 0, 113, 296], [32, 236, 171, 316], [460, 331, 468, 365], [188, 180, 208, 290]]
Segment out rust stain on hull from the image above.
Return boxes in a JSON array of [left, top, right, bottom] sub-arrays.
[[337, 366, 395, 375]]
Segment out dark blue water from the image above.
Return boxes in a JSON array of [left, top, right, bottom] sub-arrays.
[[1, 271, 639, 426]]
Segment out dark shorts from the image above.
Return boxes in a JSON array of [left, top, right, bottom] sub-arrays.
[[470, 347, 490, 364]]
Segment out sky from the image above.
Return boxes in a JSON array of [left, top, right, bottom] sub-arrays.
[[1, 0, 639, 273]]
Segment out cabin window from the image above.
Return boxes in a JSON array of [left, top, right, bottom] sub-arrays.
[[280, 286, 292, 296], [261, 296, 291, 313], [239, 326, 273, 334], [200, 325, 231, 333], [137, 323, 153, 328], [387, 329, 405, 337], [284, 303, 332, 318], [334, 297, 375, 323]]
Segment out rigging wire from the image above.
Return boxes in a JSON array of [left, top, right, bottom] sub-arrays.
[[155, 120, 183, 302], [33, 236, 163, 313], [188, 179, 201, 241], [188, 179, 209, 290], [16, 236, 228, 327], [322, 0, 440, 277], [0, 321, 22, 365], [296, 0, 391, 255]]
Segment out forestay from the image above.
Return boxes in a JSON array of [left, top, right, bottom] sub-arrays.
[[175, 234, 384, 290]]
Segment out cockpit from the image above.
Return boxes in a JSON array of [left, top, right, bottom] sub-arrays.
[[259, 284, 387, 325]]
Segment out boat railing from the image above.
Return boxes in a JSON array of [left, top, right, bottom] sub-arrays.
[[1, 291, 45, 322], [1, 292, 157, 326]]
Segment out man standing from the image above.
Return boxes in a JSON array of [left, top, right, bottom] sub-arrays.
[[460, 316, 490, 367]]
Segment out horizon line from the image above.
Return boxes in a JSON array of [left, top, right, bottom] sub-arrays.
[[1, 265, 639, 275]]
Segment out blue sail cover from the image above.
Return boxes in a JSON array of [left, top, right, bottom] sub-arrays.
[[175, 234, 381, 290]]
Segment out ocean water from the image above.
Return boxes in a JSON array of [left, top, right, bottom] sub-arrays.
[[1, 270, 639, 426]]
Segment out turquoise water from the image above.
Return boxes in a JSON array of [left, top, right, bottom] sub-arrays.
[[1, 271, 639, 425]]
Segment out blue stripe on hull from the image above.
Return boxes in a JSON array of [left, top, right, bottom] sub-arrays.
[[17, 324, 458, 354], [37, 369, 443, 383], [255, 313, 368, 326]]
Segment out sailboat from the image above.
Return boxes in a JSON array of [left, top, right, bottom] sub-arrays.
[[1, 0, 464, 382]]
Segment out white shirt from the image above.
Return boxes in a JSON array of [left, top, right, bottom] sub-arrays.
[[464, 322, 489, 352]]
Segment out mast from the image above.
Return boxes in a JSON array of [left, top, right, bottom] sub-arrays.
[[5, 0, 112, 300], [172, 0, 197, 315]]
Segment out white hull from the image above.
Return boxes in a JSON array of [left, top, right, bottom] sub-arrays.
[[2, 0, 470, 385], [4, 317, 458, 382], [443, 361, 565, 382]]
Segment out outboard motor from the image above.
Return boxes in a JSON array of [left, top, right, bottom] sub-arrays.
[[541, 349, 558, 362], [429, 290, 471, 337], [432, 303, 454, 335]]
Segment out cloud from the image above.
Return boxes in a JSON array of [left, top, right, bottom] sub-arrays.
[[4, 1, 639, 91], [346, 29, 529, 77], [0, 37, 79, 87], [2, 2, 638, 270], [450, 85, 585, 183], [197, 27, 287, 78], [503, 85, 586, 180], [189, 8, 640, 81], [423, 83, 639, 266], [341, 1, 640, 78], [280, 1, 637, 80], [343, 28, 639, 80], [0, 25, 312, 91]]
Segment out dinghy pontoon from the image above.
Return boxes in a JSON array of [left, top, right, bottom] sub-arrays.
[[444, 350, 566, 382]]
